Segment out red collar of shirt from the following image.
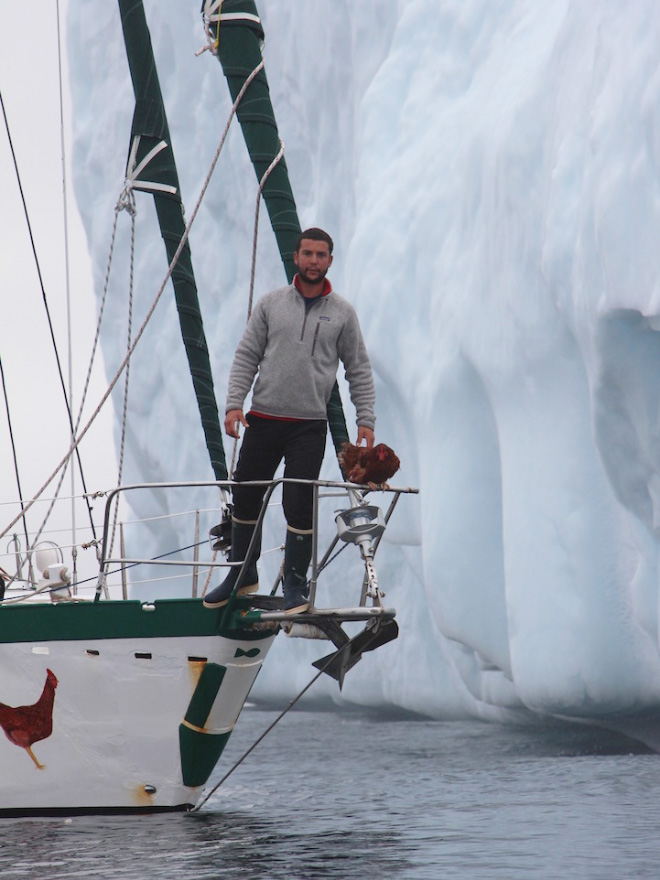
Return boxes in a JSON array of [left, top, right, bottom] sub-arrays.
[[293, 274, 332, 297]]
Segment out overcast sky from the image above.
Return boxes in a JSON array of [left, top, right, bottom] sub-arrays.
[[0, 0, 117, 571]]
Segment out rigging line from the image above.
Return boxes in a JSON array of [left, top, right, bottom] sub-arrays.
[[108, 201, 136, 561], [246, 139, 285, 321], [70, 195, 128, 459], [0, 59, 266, 543], [228, 138, 286, 478], [56, 0, 77, 559], [0, 90, 97, 539], [317, 540, 349, 575], [200, 547, 219, 598], [1, 535, 212, 604], [0, 356, 31, 562], [0, 490, 104, 508], [22, 1, 100, 562], [31, 204, 128, 558], [39, 194, 137, 557], [191, 645, 343, 812]]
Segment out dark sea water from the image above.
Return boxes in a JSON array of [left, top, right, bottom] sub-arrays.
[[2, 706, 660, 879]]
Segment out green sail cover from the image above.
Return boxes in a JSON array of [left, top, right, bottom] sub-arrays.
[[118, 0, 228, 480], [211, 0, 350, 451]]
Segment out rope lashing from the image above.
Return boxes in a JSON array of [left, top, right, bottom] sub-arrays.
[[198, 0, 263, 57], [199, 0, 223, 56], [116, 181, 136, 217]]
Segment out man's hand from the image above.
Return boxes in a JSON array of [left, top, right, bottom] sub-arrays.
[[225, 409, 249, 438], [356, 426, 375, 448]]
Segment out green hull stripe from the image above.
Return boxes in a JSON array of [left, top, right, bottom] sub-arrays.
[[184, 663, 226, 729], [0, 598, 271, 644], [179, 724, 232, 788]]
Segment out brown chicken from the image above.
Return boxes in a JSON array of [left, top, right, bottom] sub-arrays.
[[0, 668, 58, 770], [338, 442, 401, 489]]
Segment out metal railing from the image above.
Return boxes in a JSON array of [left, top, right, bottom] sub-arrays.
[[95, 478, 419, 611]]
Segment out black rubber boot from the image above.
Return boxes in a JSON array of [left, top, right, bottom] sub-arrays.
[[203, 520, 260, 608], [282, 529, 312, 614]]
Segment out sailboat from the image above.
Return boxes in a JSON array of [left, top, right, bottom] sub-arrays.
[[0, 0, 417, 814]]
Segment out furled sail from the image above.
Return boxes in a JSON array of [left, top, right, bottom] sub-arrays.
[[118, 0, 228, 479], [208, 0, 350, 453]]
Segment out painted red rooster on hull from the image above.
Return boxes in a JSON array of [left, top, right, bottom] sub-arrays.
[[0, 668, 58, 769], [338, 442, 401, 489]]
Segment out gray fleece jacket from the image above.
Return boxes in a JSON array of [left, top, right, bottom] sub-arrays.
[[226, 283, 376, 429]]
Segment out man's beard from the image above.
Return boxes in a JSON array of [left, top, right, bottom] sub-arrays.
[[297, 267, 327, 285]]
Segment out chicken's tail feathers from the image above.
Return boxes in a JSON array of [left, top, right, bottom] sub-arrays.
[[337, 441, 351, 469]]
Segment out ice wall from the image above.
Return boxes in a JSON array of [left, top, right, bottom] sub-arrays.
[[68, 1, 660, 731]]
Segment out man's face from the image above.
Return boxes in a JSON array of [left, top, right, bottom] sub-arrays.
[[293, 238, 333, 285]]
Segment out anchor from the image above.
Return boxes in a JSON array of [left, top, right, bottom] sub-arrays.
[[311, 616, 399, 689], [219, 479, 415, 688], [310, 491, 398, 687]]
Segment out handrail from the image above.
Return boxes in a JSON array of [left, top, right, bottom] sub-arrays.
[[96, 478, 418, 601]]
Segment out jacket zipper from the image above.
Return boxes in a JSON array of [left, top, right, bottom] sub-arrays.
[[311, 322, 321, 357], [300, 298, 322, 347]]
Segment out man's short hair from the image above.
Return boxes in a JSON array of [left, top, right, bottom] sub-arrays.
[[294, 227, 334, 254]]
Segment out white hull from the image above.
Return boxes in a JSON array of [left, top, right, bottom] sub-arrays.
[[0, 622, 275, 813], [0, 477, 412, 813]]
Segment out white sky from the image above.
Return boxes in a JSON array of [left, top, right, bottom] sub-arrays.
[[0, 0, 118, 581]]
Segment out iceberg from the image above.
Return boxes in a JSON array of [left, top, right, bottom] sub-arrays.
[[68, 0, 660, 741]]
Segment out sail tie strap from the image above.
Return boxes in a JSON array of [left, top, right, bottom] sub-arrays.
[[124, 135, 178, 196], [0, 59, 266, 542]]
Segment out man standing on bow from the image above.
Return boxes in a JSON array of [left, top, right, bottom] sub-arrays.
[[204, 227, 375, 613]]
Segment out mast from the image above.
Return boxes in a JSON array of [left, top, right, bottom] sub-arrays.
[[208, 0, 350, 454], [118, 0, 228, 480]]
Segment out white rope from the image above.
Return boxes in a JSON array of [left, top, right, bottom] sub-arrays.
[[246, 138, 285, 322], [15, 186, 137, 561], [107, 202, 136, 561], [0, 490, 106, 510], [200, 547, 218, 598], [0, 59, 266, 542], [29, 130, 176, 549]]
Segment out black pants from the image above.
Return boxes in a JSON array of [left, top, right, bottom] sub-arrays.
[[232, 414, 327, 530]]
